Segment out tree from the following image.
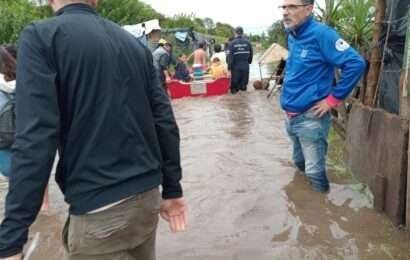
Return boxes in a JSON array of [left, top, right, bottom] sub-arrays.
[[316, 0, 344, 28], [213, 22, 234, 39], [337, 0, 375, 50], [97, 0, 164, 26], [203, 17, 215, 33], [315, 0, 375, 50], [0, 0, 50, 44]]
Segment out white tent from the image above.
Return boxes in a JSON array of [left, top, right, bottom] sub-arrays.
[[123, 19, 161, 39], [258, 43, 288, 65]]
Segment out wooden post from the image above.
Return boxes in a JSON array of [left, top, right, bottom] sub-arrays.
[[374, 173, 386, 212], [405, 8, 410, 237], [401, 10, 410, 118], [365, 0, 385, 106]]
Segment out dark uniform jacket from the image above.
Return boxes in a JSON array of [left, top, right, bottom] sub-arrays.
[[0, 4, 183, 257]]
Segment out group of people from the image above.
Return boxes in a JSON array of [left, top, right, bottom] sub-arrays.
[[151, 40, 229, 87], [0, 0, 365, 260], [174, 42, 229, 83], [147, 26, 254, 96]]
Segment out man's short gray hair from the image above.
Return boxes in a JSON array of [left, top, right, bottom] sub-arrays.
[[300, 0, 314, 5]]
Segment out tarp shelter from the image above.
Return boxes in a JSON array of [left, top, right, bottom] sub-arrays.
[[123, 19, 161, 39], [256, 43, 288, 81], [258, 43, 288, 65], [377, 0, 409, 114], [163, 28, 215, 55]]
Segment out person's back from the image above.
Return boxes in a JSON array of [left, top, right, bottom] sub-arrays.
[[192, 48, 207, 65], [0, 2, 186, 260], [31, 4, 170, 210], [189, 42, 207, 66], [228, 27, 253, 93]]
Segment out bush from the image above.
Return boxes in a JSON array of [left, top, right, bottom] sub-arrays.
[[0, 0, 51, 44]]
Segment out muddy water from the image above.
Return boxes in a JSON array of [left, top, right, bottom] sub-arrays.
[[0, 90, 409, 259], [157, 91, 410, 260]]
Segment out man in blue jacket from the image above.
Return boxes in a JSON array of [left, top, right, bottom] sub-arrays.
[[280, 0, 366, 193], [228, 27, 253, 94], [0, 0, 187, 259]]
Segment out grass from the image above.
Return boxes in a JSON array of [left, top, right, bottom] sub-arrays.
[[327, 127, 354, 179]]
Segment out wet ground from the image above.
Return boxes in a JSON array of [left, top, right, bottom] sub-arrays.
[[156, 91, 410, 260], [0, 88, 410, 259]]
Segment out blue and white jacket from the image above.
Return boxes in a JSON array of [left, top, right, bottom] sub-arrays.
[[281, 16, 366, 113]]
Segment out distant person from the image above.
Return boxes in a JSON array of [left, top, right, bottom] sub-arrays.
[[153, 40, 173, 87], [175, 54, 192, 82], [228, 26, 253, 94], [210, 44, 227, 71], [138, 20, 162, 52], [0, 45, 50, 213], [280, 0, 365, 193], [209, 57, 227, 79], [0, 1, 187, 260], [189, 41, 208, 66]]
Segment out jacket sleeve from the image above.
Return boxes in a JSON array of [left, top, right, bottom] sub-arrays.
[[159, 53, 169, 71], [145, 49, 183, 200], [248, 41, 253, 64], [318, 28, 366, 100], [228, 42, 234, 71], [0, 25, 60, 258]]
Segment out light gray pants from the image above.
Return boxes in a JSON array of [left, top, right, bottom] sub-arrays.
[[63, 188, 160, 260]]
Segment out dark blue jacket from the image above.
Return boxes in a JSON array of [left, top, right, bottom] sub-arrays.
[[228, 36, 253, 70], [0, 4, 183, 257], [281, 16, 366, 113], [175, 62, 190, 82]]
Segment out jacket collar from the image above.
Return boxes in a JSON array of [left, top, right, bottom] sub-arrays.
[[55, 3, 97, 16], [288, 15, 314, 38]]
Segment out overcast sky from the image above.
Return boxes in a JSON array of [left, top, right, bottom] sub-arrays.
[[141, 0, 325, 34]]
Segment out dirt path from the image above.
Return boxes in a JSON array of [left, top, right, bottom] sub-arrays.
[[0, 90, 409, 260]]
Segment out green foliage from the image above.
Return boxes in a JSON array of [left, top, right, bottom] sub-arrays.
[[337, 0, 375, 51], [316, 0, 345, 28], [0, 0, 233, 46], [316, 0, 375, 51], [97, 0, 164, 26], [0, 0, 51, 44], [258, 21, 287, 49], [163, 13, 197, 30], [212, 22, 234, 39]]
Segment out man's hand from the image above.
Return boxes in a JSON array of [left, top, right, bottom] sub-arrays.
[[2, 253, 22, 260], [310, 99, 332, 118], [160, 198, 187, 233]]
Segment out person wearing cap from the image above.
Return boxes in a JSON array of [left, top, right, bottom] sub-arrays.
[[153, 40, 173, 88], [280, 0, 366, 193], [138, 20, 162, 52], [228, 26, 253, 94]]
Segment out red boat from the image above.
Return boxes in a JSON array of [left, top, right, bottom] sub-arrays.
[[167, 77, 231, 99]]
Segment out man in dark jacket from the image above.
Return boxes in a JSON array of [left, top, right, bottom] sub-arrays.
[[153, 40, 173, 87], [228, 26, 253, 94], [0, 0, 187, 259]]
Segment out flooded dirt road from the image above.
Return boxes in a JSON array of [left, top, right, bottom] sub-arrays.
[[0, 90, 409, 260]]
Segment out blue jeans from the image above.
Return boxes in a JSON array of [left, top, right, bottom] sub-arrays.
[[285, 111, 332, 192]]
